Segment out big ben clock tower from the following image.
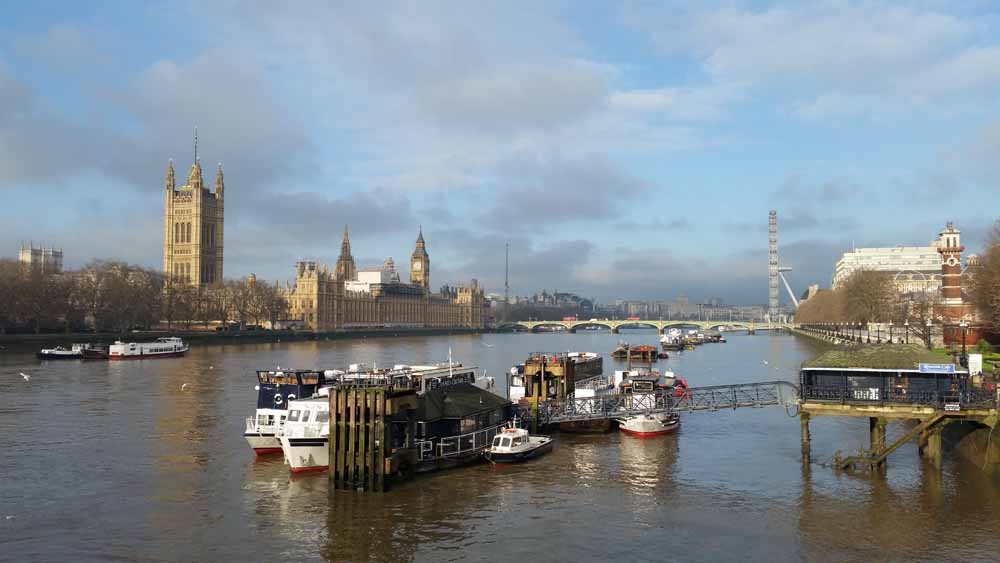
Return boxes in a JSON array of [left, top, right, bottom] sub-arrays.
[[410, 227, 430, 291]]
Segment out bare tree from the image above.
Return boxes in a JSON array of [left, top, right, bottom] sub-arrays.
[[842, 269, 895, 323], [969, 227, 1000, 333]]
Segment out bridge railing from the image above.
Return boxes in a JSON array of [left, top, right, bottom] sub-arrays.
[[524, 381, 800, 423]]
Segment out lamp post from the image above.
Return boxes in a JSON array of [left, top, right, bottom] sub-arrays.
[[903, 320, 909, 344], [889, 321, 893, 344], [960, 320, 968, 356], [876, 323, 881, 343], [867, 322, 871, 343], [925, 318, 933, 350]]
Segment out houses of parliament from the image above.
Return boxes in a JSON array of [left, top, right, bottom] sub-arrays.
[[162, 139, 485, 331], [282, 227, 486, 331]]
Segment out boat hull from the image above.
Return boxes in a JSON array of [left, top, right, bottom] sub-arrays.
[[485, 439, 553, 464], [36, 352, 82, 360], [81, 349, 109, 360], [109, 348, 188, 360], [559, 419, 615, 433], [619, 415, 679, 438], [245, 433, 282, 455], [279, 436, 329, 473]]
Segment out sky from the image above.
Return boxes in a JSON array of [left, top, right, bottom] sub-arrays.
[[2, 1, 999, 305]]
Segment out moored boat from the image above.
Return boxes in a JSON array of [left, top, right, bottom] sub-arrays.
[[484, 424, 553, 464], [277, 395, 331, 473], [245, 369, 328, 455], [37, 344, 85, 360], [109, 337, 188, 360], [81, 345, 109, 360], [618, 412, 680, 437]]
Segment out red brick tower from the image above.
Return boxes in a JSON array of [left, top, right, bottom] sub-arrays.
[[937, 221, 964, 312]]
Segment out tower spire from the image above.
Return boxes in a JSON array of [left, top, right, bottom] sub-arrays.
[[165, 159, 175, 191], [194, 126, 199, 163], [215, 162, 224, 194]]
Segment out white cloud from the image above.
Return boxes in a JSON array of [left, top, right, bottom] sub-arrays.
[[629, 1, 1000, 118]]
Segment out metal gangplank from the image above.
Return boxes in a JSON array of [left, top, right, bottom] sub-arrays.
[[528, 381, 800, 424]]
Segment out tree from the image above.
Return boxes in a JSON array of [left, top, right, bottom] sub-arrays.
[[969, 220, 1000, 332], [842, 269, 895, 323], [794, 289, 845, 323], [0, 259, 22, 333]]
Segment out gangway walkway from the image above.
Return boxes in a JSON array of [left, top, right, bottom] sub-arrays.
[[526, 380, 800, 424]]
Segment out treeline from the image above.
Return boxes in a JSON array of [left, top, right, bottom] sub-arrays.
[[0, 259, 288, 334]]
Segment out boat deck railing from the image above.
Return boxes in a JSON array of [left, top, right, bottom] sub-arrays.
[[415, 424, 505, 461]]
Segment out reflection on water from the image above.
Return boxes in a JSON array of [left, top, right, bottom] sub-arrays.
[[2, 331, 999, 562]]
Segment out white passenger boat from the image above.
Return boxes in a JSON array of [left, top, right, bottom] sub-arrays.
[[109, 337, 188, 360], [277, 395, 331, 473], [245, 369, 328, 455], [484, 424, 553, 464]]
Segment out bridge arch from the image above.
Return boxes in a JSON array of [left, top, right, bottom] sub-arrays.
[[529, 322, 570, 333], [496, 322, 531, 332], [567, 321, 614, 333], [614, 322, 661, 332]]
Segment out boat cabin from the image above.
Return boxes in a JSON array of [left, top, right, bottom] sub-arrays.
[[490, 427, 530, 452], [255, 369, 327, 410]]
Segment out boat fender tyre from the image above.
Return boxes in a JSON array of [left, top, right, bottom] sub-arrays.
[[274, 394, 283, 405], [287, 394, 296, 401]]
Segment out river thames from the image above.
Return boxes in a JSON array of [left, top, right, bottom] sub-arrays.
[[2, 331, 999, 562]]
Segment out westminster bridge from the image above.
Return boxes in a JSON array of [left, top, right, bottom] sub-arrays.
[[495, 319, 793, 334]]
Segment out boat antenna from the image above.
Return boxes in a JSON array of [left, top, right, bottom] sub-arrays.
[[449, 347, 453, 378]]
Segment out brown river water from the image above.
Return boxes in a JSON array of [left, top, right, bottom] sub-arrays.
[[1, 331, 998, 562]]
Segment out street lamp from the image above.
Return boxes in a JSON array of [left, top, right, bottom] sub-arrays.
[[876, 323, 881, 343], [903, 320, 909, 344], [960, 320, 968, 356], [925, 318, 933, 350], [888, 321, 893, 344]]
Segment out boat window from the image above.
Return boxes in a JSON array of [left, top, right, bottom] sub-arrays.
[[301, 410, 311, 423], [501, 438, 511, 448], [287, 410, 300, 422], [316, 412, 330, 423], [492, 436, 502, 447]]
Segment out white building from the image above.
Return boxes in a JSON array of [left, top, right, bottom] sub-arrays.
[[19, 245, 63, 274], [832, 244, 942, 294]]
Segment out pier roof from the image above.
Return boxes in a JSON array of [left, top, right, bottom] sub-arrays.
[[804, 344, 954, 370], [416, 383, 509, 421]]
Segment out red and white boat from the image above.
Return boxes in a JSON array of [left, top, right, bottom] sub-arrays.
[[617, 412, 680, 437], [109, 337, 189, 360]]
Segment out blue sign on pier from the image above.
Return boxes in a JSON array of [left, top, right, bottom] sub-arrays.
[[918, 363, 956, 374]]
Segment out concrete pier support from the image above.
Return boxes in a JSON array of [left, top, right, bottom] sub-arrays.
[[922, 426, 943, 469], [800, 412, 811, 463], [869, 417, 888, 472]]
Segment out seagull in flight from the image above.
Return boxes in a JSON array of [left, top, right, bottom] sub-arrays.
[[20, 372, 30, 381], [482, 342, 495, 348], [181, 383, 189, 391], [762, 360, 769, 366]]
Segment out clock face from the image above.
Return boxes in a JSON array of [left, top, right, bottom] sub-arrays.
[[414, 262, 422, 271]]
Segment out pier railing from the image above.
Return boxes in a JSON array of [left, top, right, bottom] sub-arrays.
[[801, 384, 997, 410]]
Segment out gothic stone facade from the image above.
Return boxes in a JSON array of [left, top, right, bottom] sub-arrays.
[[285, 229, 485, 331], [163, 157, 224, 287]]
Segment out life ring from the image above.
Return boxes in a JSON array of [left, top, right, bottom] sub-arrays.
[[273, 394, 283, 405]]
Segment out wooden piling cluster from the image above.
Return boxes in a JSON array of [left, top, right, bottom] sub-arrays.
[[329, 386, 418, 492]]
